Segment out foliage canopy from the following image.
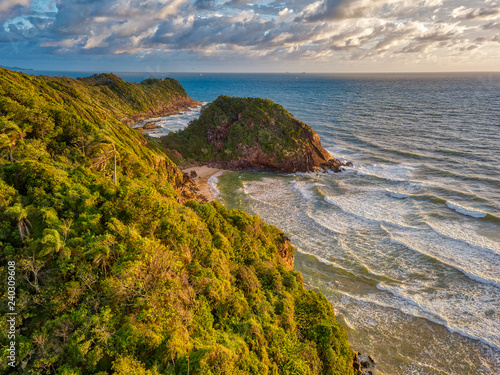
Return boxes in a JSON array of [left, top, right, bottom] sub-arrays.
[[162, 95, 318, 164], [0, 68, 353, 374]]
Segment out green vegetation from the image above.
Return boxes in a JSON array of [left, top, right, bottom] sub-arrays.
[[162, 95, 318, 165], [0, 68, 353, 374]]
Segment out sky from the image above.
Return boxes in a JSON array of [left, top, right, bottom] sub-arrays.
[[0, 0, 499, 73]]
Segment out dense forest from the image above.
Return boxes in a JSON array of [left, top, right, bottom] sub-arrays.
[[0, 68, 354, 374]]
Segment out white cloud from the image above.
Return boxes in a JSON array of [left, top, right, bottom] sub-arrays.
[[277, 7, 293, 21], [452, 5, 500, 21], [0, 0, 32, 12]]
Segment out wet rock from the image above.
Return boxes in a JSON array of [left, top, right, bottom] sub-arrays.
[[143, 122, 160, 129], [353, 351, 376, 375], [353, 352, 364, 375]]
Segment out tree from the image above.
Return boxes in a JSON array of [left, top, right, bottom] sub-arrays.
[[5, 203, 32, 241], [91, 137, 119, 185], [0, 117, 28, 161]]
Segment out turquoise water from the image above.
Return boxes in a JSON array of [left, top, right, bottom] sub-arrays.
[[26, 70, 500, 374]]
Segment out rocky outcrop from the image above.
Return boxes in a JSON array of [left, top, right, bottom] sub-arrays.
[[174, 172, 209, 204], [277, 234, 294, 271], [162, 96, 350, 173], [124, 97, 201, 125], [214, 134, 343, 173], [353, 351, 376, 375], [149, 155, 208, 204], [135, 121, 162, 132]]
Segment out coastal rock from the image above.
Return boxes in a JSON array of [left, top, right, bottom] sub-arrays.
[[125, 96, 202, 125], [174, 172, 208, 204], [162, 95, 346, 173], [135, 122, 162, 132], [149, 156, 208, 204], [352, 351, 376, 375], [353, 352, 363, 375], [277, 234, 294, 271], [143, 122, 160, 130]]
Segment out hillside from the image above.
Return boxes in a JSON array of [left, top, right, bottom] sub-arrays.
[[0, 68, 355, 374], [161, 95, 343, 172]]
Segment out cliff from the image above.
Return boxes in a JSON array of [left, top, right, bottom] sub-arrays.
[[162, 95, 344, 172], [0, 68, 355, 374]]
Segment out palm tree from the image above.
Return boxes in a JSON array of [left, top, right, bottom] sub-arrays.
[[5, 203, 32, 240], [38, 229, 64, 257], [0, 118, 27, 161], [91, 137, 119, 185]]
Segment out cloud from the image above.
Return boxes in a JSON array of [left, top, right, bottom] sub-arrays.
[[0, 0, 32, 13], [396, 23, 467, 55], [296, 0, 385, 22], [295, 0, 446, 23], [194, 0, 216, 9], [451, 5, 500, 21], [277, 8, 294, 22], [483, 21, 500, 30], [374, 22, 422, 50], [0, 0, 499, 71], [0, 0, 35, 23]]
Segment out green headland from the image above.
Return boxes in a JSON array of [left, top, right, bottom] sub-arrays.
[[162, 95, 343, 173]]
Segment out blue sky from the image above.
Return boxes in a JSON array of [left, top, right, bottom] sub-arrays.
[[1, 0, 499, 72]]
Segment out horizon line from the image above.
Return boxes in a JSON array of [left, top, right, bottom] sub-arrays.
[[3, 66, 500, 76]]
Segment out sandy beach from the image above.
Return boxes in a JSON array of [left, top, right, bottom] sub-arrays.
[[182, 166, 226, 201]]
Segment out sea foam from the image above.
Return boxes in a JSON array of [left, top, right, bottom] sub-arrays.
[[356, 163, 420, 182], [446, 201, 487, 218], [208, 170, 225, 198], [389, 191, 410, 199], [381, 224, 500, 289], [324, 191, 420, 229]]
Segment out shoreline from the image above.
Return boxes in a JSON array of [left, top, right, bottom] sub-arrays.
[[131, 105, 227, 202], [123, 97, 202, 126], [182, 166, 226, 201]]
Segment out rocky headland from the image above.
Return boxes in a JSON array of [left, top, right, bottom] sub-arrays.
[[161, 95, 350, 173], [124, 96, 201, 126]]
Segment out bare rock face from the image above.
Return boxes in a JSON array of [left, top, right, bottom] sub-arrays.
[[162, 96, 349, 173], [174, 173, 208, 204], [149, 156, 208, 204], [277, 234, 294, 271]]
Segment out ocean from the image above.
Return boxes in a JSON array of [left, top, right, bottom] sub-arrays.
[[28, 70, 500, 374]]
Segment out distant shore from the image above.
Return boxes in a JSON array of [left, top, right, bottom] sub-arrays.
[[182, 166, 226, 201], [123, 97, 202, 125]]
